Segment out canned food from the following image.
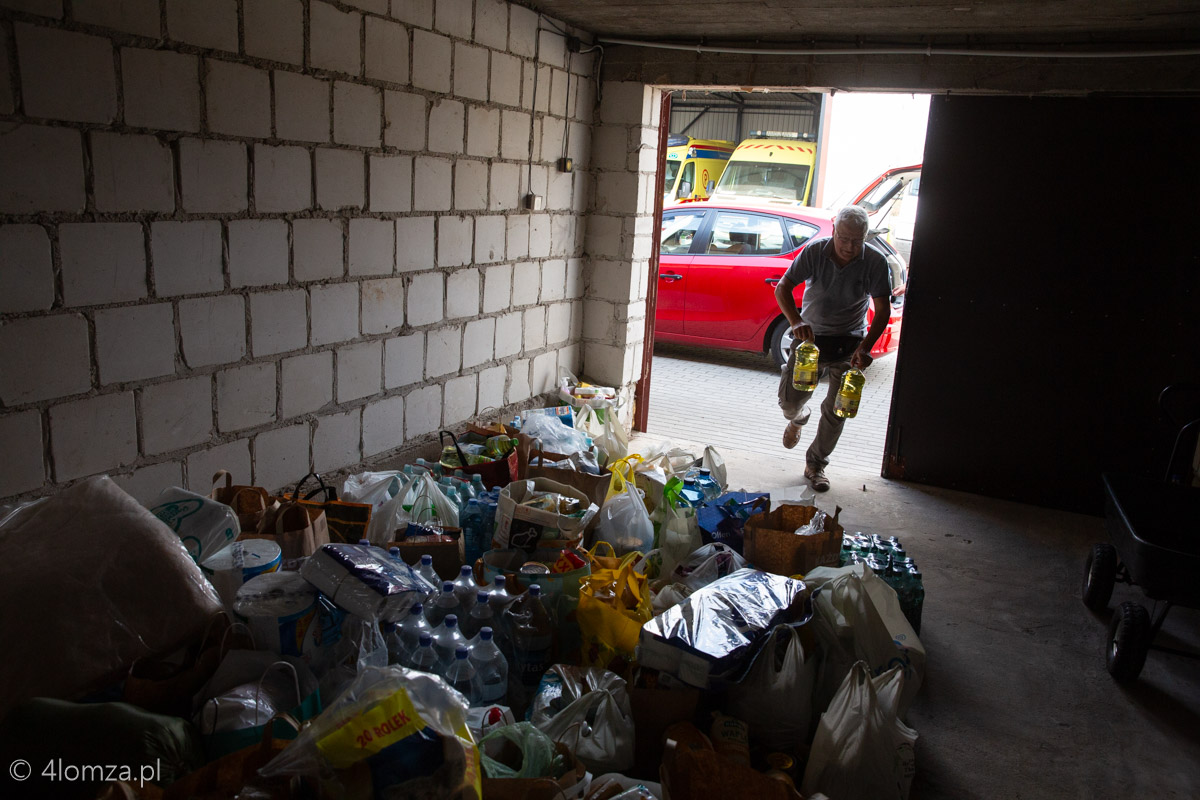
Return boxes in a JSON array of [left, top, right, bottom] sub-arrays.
[[519, 561, 551, 575]]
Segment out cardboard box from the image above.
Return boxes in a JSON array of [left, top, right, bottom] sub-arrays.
[[389, 527, 464, 582], [743, 503, 843, 576]]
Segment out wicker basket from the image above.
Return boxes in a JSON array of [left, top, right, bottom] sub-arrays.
[[744, 502, 843, 577]]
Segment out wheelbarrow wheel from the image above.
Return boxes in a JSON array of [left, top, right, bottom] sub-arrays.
[[1107, 601, 1151, 683], [1082, 543, 1117, 611]]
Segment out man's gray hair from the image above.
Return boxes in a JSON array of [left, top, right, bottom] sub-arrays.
[[834, 205, 870, 233]]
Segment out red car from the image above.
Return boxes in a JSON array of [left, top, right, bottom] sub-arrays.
[[654, 201, 908, 368]]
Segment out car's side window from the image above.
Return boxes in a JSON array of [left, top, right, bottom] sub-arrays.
[[676, 162, 695, 199], [785, 219, 821, 250], [660, 210, 706, 255], [705, 211, 786, 255]]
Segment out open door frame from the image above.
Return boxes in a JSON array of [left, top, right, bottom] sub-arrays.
[[633, 90, 673, 432]]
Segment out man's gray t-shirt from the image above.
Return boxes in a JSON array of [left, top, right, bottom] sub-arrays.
[[781, 238, 892, 337]]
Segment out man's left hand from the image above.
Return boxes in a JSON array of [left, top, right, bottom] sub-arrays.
[[850, 348, 874, 369]]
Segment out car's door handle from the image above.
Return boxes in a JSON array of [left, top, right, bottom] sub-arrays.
[[659, 273, 683, 281], [765, 277, 782, 285]]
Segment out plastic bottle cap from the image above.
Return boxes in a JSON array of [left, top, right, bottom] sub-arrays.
[[421, 554, 433, 565], [389, 547, 400, 556], [411, 603, 423, 614], [456, 646, 469, 658], [529, 584, 541, 596], [358, 538, 371, 545], [445, 614, 457, 627], [494, 575, 506, 587], [442, 582, 454, 591], [419, 633, 432, 645], [477, 592, 489, 603], [460, 565, 473, 576], [480, 627, 493, 640], [468, 499, 479, 507]]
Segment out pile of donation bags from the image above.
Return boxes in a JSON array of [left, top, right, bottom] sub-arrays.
[[0, 380, 927, 799]]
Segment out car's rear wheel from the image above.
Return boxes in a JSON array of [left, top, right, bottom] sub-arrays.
[[768, 318, 792, 369]]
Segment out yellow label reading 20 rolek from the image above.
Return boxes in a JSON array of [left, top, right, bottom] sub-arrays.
[[317, 690, 425, 769]]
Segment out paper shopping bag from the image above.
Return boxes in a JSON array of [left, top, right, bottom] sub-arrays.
[[209, 470, 270, 533], [283, 473, 372, 545]]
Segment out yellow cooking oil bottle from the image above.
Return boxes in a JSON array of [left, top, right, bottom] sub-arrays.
[[834, 367, 866, 418], [791, 338, 820, 391]]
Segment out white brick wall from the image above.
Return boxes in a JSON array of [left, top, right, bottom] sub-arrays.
[[218, 363, 277, 432], [463, 317, 495, 367], [251, 290, 309, 355], [385, 332, 424, 388], [293, 219, 345, 281], [334, 82, 383, 148], [426, 327, 460, 378], [531, 350, 557, 394], [230, 220, 290, 287], [428, 99, 465, 154], [384, 91, 427, 150], [0, 225, 54, 312], [0, 411, 45, 496], [92, 133, 174, 213], [254, 424, 310, 493], [180, 139, 247, 213], [454, 160, 488, 210], [444, 373, 477, 423], [16, 24, 117, 124], [313, 409, 362, 472], [404, 384, 441, 438], [316, 148, 366, 210], [275, 72, 330, 142], [255, 145, 312, 213], [366, 17, 410, 84], [370, 155, 413, 213], [413, 157, 452, 211], [115, 461, 184, 506], [311, 2, 362, 76], [0, 315, 91, 404], [396, 216, 436, 272], [281, 351, 333, 417], [407, 272, 444, 326], [179, 295, 246, 368], [121, 49, 200, 132], [362, 278, 406, 334], [437, 216, 473, 268], [363, 395, 404, 456], [95, 304, 177, 385], [207, 60, 271, 138], [0, 125, 86, 213], [0, 3, 604, 505], [245, 0, 304, 65], [310, 283, 360, 346], [141, 376, 213, 455], [447, 268, 481, 318], [60, 223, 146, 306], [412, 30, 452, 93], [50, 393, 137, 481], [337, 340, 382, 402]]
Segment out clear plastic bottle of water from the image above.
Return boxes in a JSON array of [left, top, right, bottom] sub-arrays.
[[697, 468, 722, 503], [452, 564, 478, 614], [432, 614, 469, 670], [487, 573, 513, 614], [906, 567, 925, 635], [426, 581, 462, 627], [444, 645, 483, 705], [393, 602, 432, 667], [506, 584, 554, 704], [409, 632, 440, 674], [461, 591, 493, 641], [417, 554, 440, 592], [471, 474, 485, 498], [460, 499, 485, 565], [469, 626, 509, 705]]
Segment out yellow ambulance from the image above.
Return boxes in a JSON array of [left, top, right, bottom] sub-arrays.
[[709, 137, 818, 206], [663, 135, 736, 203]]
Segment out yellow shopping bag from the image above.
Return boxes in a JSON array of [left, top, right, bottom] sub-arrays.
[[603, 455, 644, 504], [577, 544, 653, 675]]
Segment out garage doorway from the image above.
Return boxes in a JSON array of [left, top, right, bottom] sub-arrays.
[[634, 88, 930, 483]]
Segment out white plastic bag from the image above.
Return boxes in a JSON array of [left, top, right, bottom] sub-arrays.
[[804, 563, 925, 716], [341, 470, 403, 510], [670, 543, 748, 591], [801, 662, 918, 800], [576, 405, 630, 466], [405, 472, 459, 527], [529, 666, 635, 774], [657, 500, 701, 579], [702, 445, 728, 492], [596, 477, 654, 556], [521, 413, 593, 455], [727, 624, 817, 752], [365, 472, 417, 544]]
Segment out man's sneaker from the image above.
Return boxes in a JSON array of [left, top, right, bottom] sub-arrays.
[[805, 465, 830, 492], [782, 421, 803, 449]]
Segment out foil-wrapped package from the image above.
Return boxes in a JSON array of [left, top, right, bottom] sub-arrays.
[[301, 543, 437, 622]]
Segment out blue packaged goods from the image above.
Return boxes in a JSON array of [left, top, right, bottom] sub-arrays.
[[696, 493, 769, 553], [301, 543, 439, 623], [637, 568, 809, 689]]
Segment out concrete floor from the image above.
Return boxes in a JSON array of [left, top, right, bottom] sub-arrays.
[[635, 346, 1200, 799]]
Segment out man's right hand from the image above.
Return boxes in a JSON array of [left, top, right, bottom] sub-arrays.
[[790, 322, 814, 342]]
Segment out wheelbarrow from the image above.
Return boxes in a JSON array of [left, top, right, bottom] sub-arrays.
[[1082, 384, 1200, 682]]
